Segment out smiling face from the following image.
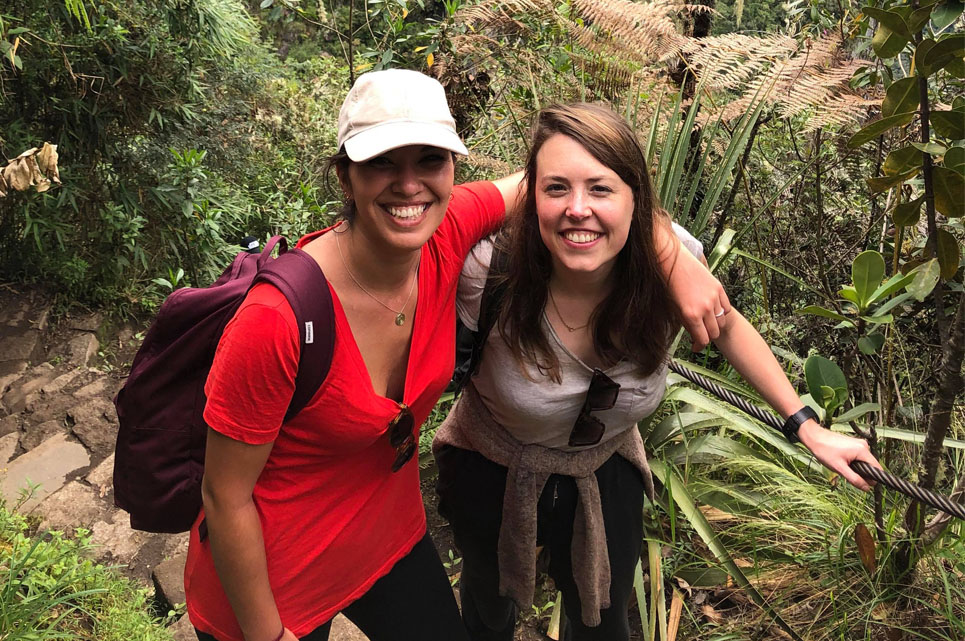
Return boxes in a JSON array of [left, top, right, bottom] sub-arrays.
[[534, 133, 634, 280], [339, 145, 455, 254]]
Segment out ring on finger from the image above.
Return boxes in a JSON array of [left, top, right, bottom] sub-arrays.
[[714, 309, 726, 318]]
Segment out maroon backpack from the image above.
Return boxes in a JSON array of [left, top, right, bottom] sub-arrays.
[[113, 236, 335, 533]]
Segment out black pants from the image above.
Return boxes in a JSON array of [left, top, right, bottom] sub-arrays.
[[194, 532, 468, 641], [436, 446, 645, 641]]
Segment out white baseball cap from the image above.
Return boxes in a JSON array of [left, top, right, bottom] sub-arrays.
[[337, 69, 469, 162]]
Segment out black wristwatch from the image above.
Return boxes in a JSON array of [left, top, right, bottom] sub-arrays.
[[782, 406, 819, 444]]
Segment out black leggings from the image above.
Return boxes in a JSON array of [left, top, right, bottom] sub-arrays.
[[436, 446, 645, 641], [194, 532, 469, 641]]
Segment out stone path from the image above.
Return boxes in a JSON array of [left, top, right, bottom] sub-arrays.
[[0, 288, 367, 641]]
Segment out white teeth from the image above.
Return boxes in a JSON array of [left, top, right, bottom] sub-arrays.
[[563, 231, 601, 244], [387, 205, 425, 219]]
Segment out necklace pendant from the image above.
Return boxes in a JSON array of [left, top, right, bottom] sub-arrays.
[[395, 313, 406, 326]]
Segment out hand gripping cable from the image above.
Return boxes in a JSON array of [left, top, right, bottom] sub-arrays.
[[668, 360, 965, 521]]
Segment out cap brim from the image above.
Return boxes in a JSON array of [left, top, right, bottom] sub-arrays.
[[344, 121, 469, 162]]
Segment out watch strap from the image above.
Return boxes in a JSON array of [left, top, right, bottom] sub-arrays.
[[782, 406, 818, 444]]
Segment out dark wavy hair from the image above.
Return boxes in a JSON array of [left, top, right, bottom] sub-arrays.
[[498, 102, 681, 382]]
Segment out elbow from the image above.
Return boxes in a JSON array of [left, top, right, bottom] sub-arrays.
[[201, 473, 252, 519]]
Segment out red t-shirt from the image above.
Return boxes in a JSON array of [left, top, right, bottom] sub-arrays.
[[185, 182, 505, 640]]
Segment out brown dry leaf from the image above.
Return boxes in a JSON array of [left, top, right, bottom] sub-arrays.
[[37, 143, 61, 185], [0, 172, 6, 197], [854, 522, 877, 573], [667, 588, 684, 641], [700, 603, 723, 624], [3, 157, 34, 191]]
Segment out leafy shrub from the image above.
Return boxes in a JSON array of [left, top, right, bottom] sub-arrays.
[[0, 504, 173, 640]]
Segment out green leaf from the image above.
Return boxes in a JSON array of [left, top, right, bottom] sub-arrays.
[[881, 78, 919, 118], [893, 196, 924, 225], [829, 423, 965, 449], [948, 57, 965, 79], [805, 355, 848, 413], [867, 168, 919, 192], [911, 142, 947, 155], [907, 259, 941, 300], [923, 33, 965, 70], [848, 113, 915, 148], [859, 313, 894, 325], [931, 110, 965, 139], [858, 334, 886, 355], [933, 166, 965, 217], [935, 228, 961, 279], [874, 291, 914, 316], [863, 7, 912, 37], [908, 5, 936, 32], [797, 305, 852, 324], [869, 270, 918, 303], [819, 385, 837, 407], [882, 145, 920, 175], [837, 402, 881, 422], [932, 1, 965, 29], [915, 39, 940, 76], [260, 0, 273, 7], [707, 228, 735, 273], [852, 250, 886, 308], [945, 146, 965, 174], [838, 285, 861, 306], [873, 24, 909, 58]]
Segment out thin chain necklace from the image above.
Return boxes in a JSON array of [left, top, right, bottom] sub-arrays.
[[334, 223, 418, 326], [547, 286, 589, 332]]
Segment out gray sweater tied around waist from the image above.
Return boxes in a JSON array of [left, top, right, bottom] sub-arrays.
[[432, 383, 655, 626]]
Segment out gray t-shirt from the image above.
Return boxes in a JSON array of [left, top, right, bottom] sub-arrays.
[[456, 224, 704, 451]]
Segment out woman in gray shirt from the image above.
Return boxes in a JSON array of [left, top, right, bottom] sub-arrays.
[[434, 102, 882, 641]]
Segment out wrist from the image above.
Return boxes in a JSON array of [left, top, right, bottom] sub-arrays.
[[781, 406, 819, 444], [796, 418, 824, 448]]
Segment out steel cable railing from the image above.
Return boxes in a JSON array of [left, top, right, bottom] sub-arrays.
[[668, 360, 965, 521]]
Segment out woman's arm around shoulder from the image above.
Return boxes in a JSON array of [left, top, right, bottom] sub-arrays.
[[711, 309, 882, 491]]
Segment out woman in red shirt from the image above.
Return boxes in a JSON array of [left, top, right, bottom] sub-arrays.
[[185, 70, 729, 641]]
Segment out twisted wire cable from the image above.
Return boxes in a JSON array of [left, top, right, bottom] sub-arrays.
[[668, 360, 965, 521]]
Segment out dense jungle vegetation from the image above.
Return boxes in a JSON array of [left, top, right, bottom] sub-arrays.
[[0, 0, 963, 639]]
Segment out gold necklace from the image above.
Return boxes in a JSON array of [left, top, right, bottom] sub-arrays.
[[547, 287, 589, 332], [334, 224, 418, 326]]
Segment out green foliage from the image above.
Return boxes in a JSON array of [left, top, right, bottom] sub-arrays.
[[0, 0, 342, 313], [0, 504, 173, 640]]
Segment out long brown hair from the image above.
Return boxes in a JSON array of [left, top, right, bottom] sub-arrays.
[[498, 102, 681, 382]]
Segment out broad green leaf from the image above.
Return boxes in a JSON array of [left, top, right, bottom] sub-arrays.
[[908, 4, 938, 31], [873, 24, 909, 58], [914, 39, 939, 76], [848, 113, 915, 148], [867, 168, 918, 192], [863, 7, 912, 37], [881, 78, 919, 118], [858, 333, 886, 354], [805, 355, 848, 413], [665, 434, 761, 465], [911, 142, 947, 155], [819, 385, 837, 407], [869, 270, 918, 303], [907, 259, 941, 300], [933, 166, 965, 217], [882, 145, 920, 175], [852, 250, 886, 307], [945, 146, 965, 174], [948, 57, 965, 79], [932, 0, 965, 29], [859, 313, 894, 324], [836, 402, 881, 423], [923, 33, 965, 70], [931, 110, 965, 139], [892, 196, 924, 225], [838, 286, 861, 311], [797, 305, 852, 324], [649, 459, 805, 641], [935, 229, 961, 279]]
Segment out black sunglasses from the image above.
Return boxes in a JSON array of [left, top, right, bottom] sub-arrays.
[[388, 404, 416, 472], [568, 368, 621, 447]]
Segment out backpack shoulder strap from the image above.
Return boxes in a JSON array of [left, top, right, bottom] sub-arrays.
[[254, 247, 335, 422]]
